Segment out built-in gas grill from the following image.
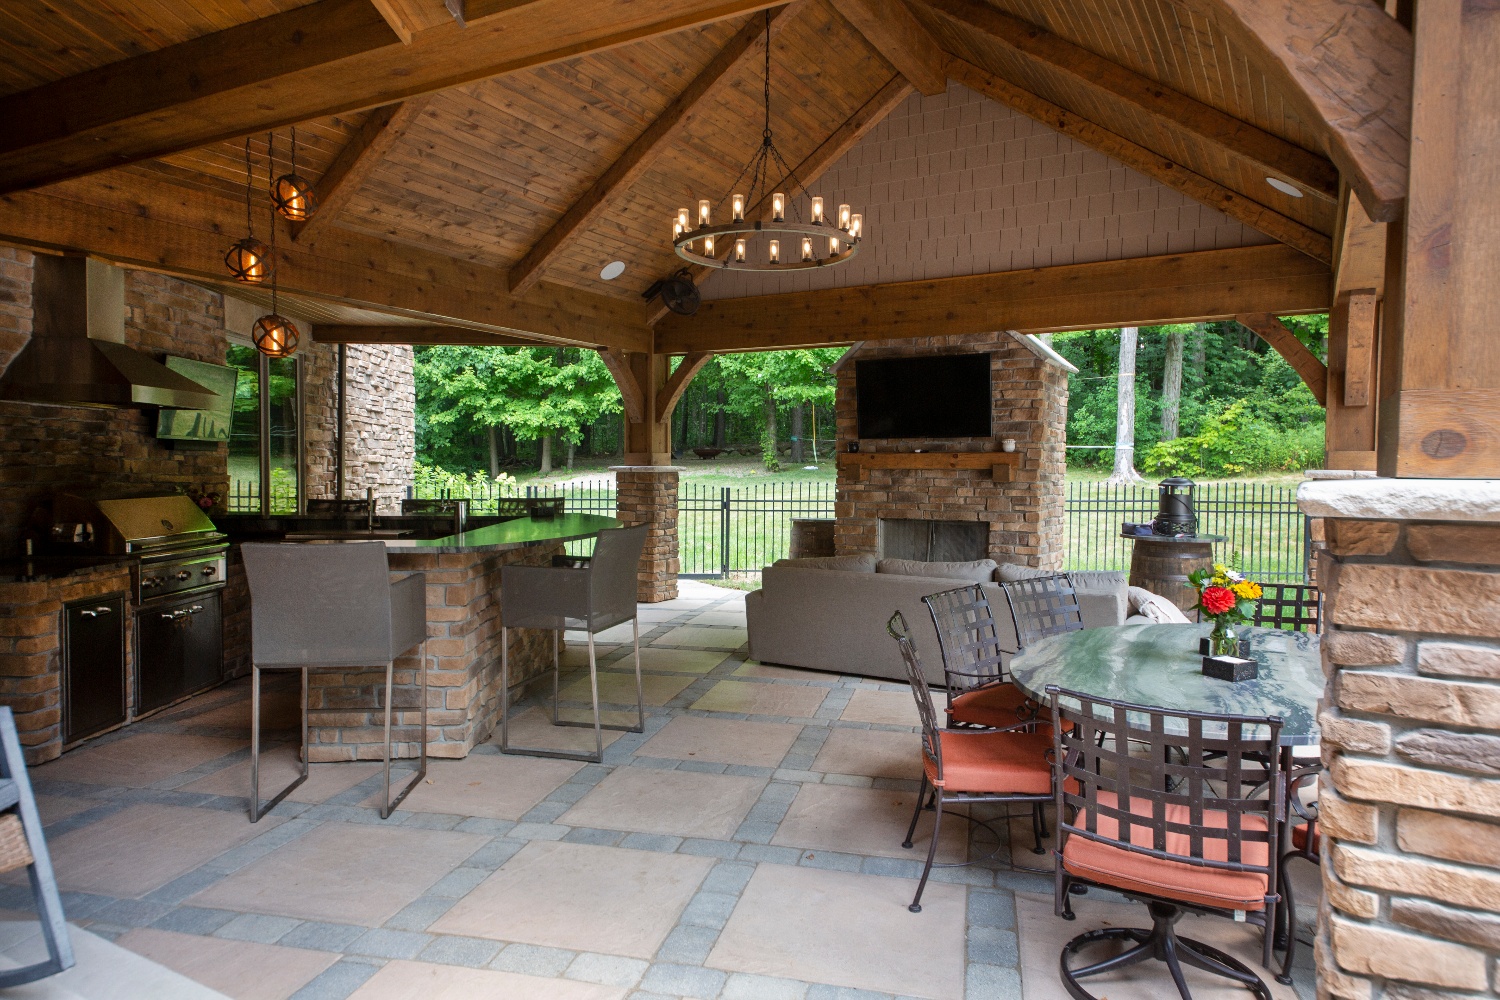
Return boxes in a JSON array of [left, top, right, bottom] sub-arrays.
[[52, 493, 228, 715]]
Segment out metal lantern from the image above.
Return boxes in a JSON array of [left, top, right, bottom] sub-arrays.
[[1152, 477, 1197, 536], [270, 172, 316, 222], [251, 313, 300, 358], [224, 237, 271, 283]]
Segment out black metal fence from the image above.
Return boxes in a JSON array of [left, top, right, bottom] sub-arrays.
[[403, 476, 1308, 582]]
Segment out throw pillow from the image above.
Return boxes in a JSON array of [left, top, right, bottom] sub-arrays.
[[1136, 594, 1191, 624], [876, 558, 998, 583], [773, 554, 878, 573]]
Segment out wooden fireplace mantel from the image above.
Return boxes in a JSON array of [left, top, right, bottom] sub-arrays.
[[837, 451, 1019, 482]]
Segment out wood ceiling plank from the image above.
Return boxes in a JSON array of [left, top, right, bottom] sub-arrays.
[[508, 5, 797, 295], [950, 59, 1332, 264], [294, 98, 431, 242], [313, 325, 551, 345], [0, 0, 787, 193], [829, 0, 948, 96], [655, 244, 1331, 352], [1235, 311, 1327, 404], [924, 0, 1338, 202]]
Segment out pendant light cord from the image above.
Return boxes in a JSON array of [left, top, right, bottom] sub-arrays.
[[243, 138, 255, 238], [267, 131, 279, 315]]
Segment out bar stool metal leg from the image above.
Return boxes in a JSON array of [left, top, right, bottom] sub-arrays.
[[631, 616, 644, 733], [250, 664, 309, 822], [381, 642, 428, 819]]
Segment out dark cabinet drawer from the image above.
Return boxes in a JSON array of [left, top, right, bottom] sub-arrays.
[[136, 590, 224, 714], [64, 595, 127, 744]]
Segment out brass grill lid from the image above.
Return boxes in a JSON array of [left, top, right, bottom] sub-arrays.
[[53, 492, 222, 555]]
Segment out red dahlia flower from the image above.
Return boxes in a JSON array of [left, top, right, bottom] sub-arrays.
[[1201, 586, 1237, 616]]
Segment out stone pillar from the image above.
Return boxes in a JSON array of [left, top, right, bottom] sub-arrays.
[[612, 466, 682, 603], [1300, 477, 1500, 999]]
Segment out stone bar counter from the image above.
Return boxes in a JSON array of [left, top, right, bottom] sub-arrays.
[[219, 513, 620, 762]]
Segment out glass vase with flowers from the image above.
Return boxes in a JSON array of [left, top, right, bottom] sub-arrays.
[[1188, 563, 1262, 656]]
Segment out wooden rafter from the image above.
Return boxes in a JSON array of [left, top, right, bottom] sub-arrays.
[[830, 0, 947, 97], [368, 0, 421, 43], [0, 180, 650, 351], [599, 349, 647, 424], [651, 73, 914, 323], [656, 353, 714, 422], [508, 5, 796, 296], [313, 326, 550, 345], [1208, 0, 1411, 224], [656, 245, 1331, 353], [950, 60, 1333, 265], [1235, 312, 1328, 405], [0, 0, 786, 194], [295, 99, 430, 243], [926, 0, 1339, 202]]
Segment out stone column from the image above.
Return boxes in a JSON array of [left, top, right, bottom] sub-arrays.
[[612, 466, 682, 603], [1300, 477, 1500, 999]]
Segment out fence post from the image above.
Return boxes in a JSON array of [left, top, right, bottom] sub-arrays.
[[720, 487, 731, 578]]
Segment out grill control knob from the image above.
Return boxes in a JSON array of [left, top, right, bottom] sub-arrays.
[[175, 570, 192, 581], [201, 566, 217, 577]]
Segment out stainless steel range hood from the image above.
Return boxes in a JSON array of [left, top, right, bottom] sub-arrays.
[[0, 255, 220, 409]]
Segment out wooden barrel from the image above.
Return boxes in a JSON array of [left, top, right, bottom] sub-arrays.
[[789, 518, 836, 559], [1128, 537, 1216, 620]]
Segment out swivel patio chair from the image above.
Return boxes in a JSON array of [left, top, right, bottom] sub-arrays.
[[887, 611, 1056, 913], [924, 585, 1038, 733], [241, 542, 429, 821], [1253, 583, 1321, 633], [498, 524, 647, 764], [1048, 684, 1284, 1000], [1000, 573, 1085, 649], [1275, 767, 1320, 985], [0, 707, 73, 986]]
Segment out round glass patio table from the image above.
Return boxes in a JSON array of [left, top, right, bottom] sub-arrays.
[[1008, 622, 1322, 746]]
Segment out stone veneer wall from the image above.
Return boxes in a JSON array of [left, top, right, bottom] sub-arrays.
[[613, 467, 681, 603], [1300, 478, 1500, 999], [301, 341, 416, 514], [833, 331, 1067, 568]]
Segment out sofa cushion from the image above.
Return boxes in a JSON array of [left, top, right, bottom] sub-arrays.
[[877, 558, 997, 583], [772, 554, 878, 573]]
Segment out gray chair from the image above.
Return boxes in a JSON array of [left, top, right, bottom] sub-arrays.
[[499, 525, 648, 763], [241, 542, 428, 821], [0, 707, 73, 986]]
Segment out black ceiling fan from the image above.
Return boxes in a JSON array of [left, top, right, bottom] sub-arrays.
[[642, 269, 701, 316]]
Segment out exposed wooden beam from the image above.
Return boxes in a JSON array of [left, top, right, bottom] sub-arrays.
[[951, 60, 1333, 265], [509, 5, 795, 296], [656, 352, 713, 422], [1235, 312, 1328, 405], [599, 349, 646, 424], [1340, 290, 1378, 408], [368, 0, 421, 43], [830, 0, 948, 97], [456, 0, 549, 23], [926, 0, 1339, 203], [1208, 0, 1411, 223], [0, 179, 650, 351], [313, 325, 549, 345], [1331, 186, 1386, 298], [656, 245, 1331, 353], [0, 0, 786, 194], [652, 73, 914, 323], [295, 99, 430, 243]]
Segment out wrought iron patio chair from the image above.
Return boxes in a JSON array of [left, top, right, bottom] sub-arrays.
[[498, 524, 647, 764], [400, 498, 470, 515], [887, 612, 1055, 913], [0, 707, 73, 986], [1000, 573, 1085, 649], [306, 498, 371, 515], [1048, 684, 1284, 1000], [1276, 766, 1320, 985], [924, 585, 1037, 733], [1253, 583, 1321, 633]]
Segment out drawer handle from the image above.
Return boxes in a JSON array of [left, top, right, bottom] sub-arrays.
[[79, 606, 113, 618], [159, 605, 205, 621]]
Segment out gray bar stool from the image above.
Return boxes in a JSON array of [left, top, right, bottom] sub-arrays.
[[499, 524, 648, 763], [0, 707, 73, 986], [241, 541, 428, 821]]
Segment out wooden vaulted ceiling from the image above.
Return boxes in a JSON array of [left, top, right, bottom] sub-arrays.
[[0, 0, 1409, 348]]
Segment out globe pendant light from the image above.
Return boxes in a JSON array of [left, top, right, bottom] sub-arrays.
[[253, 131, 301, 359], [225, 137, 271, 283], [270, 127, 317, 223], [671, 11, 864, 272]]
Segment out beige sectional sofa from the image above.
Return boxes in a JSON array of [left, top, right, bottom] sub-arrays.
[[744, 555, 1144, 684]]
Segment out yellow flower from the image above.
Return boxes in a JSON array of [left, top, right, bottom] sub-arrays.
[[1233, 581, 1262, 600]]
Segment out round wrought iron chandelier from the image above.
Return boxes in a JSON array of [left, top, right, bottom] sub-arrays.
[[671, 11, 863, 272]]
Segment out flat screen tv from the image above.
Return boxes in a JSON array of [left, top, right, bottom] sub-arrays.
[[855, 352, 992, 439], [155, 357, 237, 442]]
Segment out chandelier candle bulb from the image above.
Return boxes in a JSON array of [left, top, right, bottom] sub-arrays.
[[772, 193, 785, 222], [801, 236, 813, 261], [703, 235, 715, 257], [698, 199, 711, 227], [673, 219, 684, 239], [734, 238, 747, 262], [768, 239, 780, 263], [811, 196, 824, 224], [731, 194, 746, 222], [838, 203, 851, 230], [828, 235, 840, 255], [850, 213, 863, 238], [678, 207, 690, 232]]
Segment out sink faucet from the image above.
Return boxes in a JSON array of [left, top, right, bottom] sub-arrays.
[[452, 499, 468, 537], [367, 487, 376, 531]]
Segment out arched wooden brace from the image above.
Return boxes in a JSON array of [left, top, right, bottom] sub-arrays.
[[1235, 313, 1328, 407]]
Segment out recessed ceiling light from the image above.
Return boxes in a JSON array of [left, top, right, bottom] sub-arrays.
[[600, 261, 626, 281], [1265, 177, 1304, 198]]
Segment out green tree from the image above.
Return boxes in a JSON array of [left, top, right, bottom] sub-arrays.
[[714, 349, 844, 469]]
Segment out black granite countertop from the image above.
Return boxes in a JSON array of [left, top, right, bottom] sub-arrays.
[[0, 554, 130, 584]]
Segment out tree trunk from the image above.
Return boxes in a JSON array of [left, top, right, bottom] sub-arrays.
[[790, 403, 805, 463], [762, 392, 779, 471], [487, 425, 500, 478], [1108, 327, 1146, 484], [713, 386, 727, 448], [566, 438, 575, 471], [1161, 329, 1185, 441], [540, 433, 553, 475]]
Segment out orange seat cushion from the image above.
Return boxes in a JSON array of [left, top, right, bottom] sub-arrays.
[[1292, 821, 1320, 854], [1062, 791, 1271, 912], [948, 683, 1035, 730], [926, 729, 1053, 795]]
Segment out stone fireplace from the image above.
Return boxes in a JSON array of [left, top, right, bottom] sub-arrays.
[[834, 331, 1068, 569]]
